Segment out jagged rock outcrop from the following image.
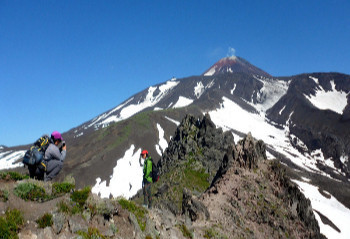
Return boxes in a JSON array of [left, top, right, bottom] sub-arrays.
[[159, 113, 234, 183], [150, 114, 325, 238]]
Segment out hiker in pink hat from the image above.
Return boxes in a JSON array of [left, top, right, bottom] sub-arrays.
[[43, 131, 67, 181]]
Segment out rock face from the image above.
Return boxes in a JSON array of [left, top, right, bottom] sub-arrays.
[[149, 114, 325, 238], [159, 113, 234, 183]]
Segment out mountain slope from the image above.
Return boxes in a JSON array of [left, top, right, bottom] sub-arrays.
[[1, 56, 350, 238]]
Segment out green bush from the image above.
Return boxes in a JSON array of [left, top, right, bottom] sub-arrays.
[[77, 227, 106, 239], [52, 182, 75, 195], [71, 186, 91, 208], [36, 213, 53, 228], [14, 182, 47, 201], [0, 172, 28, 181], [118, 198, 147, 231], [0, 209, 24, 239], [57, 200, 71, 214]]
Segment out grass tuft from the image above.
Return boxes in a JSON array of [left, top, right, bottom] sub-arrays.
[[14, 182, 47, 201], [0, 209, 24, 238], [36, 213, 53, 228], [118, 198, 147, 231], [0, 171, 29, 181], [52, 182, 75, 196], [77, 227, 106, 239]]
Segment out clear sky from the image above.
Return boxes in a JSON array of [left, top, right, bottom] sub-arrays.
[[1, 0, 349, 147]]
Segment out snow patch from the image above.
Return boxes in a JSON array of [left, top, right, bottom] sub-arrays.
[[155, 123, 168, 156], [230, 84, 237, 94], [289, 134, 309, 152], [92, 79, 180, 127], [309, 76, 319, 84], [340, 155, 348, 165], [279, 105, 286, 115], [204, 66, 217, 76], [304, 80, 348, 114], [292, 179, 350, 239], [165, 116, 180, 126], [74, 132, 84, 138], [173, 96, 193, 108], [301, 177, 311, 182], [0, 150, 26, 170], [194, 81, 205, 99], [253, 76, 289, 112], [206, 79, 215, 89], [91, 145, 143, 199]]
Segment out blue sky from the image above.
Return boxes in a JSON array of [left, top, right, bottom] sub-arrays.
[[1, 0, 349, 147]]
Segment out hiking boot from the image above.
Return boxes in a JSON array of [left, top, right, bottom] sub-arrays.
[[142, 204, 148, 209]]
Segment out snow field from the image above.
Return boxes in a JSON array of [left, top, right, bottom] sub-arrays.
[[172, 96, 193, 108], [0, 150, 25, 170], [208, 96, 350, 239], [304, 79, 348, 114], [292, 179, 350, 239], [92, 145, 143, 199]]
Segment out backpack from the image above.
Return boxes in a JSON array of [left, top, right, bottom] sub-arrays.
[[151, 160, 159, 183], [22, 135, 50, 170]]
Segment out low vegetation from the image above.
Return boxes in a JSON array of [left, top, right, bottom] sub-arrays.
[[0, 209, 24, 238], [71, 186, 91, 208], [177, 223, 193, 239], [0, 189, 9, 202], [36, 213, 53, 228], [76, 227, 106, 239], [14, 182, 47, 201], [0, 171, 29, 181], [52, 181, 75, 196], [118, 198, 147, 231]]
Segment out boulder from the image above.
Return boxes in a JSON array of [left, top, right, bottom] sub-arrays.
[[182, 188, 209, 222]]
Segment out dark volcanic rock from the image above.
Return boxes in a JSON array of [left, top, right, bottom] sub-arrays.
[[182, 188, 209, 222]]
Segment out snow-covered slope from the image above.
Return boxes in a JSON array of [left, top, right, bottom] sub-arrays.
[[0, 149, 25, 170], [305, 78, 348, 114]]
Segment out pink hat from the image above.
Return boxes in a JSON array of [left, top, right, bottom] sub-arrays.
[[51, 131, 63, 141]]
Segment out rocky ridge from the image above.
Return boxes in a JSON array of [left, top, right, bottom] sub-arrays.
[[0, 114, 326, 238]]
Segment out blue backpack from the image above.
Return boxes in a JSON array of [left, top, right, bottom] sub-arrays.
[[22, 135, 50, 170]]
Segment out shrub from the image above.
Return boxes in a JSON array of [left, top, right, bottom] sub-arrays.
[[36, 213, 53, 228], [14, 182, 47, 201], [178, 224, 193, 239], [0, 209, 24, 238], [52, 182, 75, 195], [77, 227, 106, 239], [204, 226, 228, 239], [71, 186, 91, 208], [0, 171, 28, 181], [57, 200, 70, 214], [118, 198, 147, 231], [0, 189, 9, 202]]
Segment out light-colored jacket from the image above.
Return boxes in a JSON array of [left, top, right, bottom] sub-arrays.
[[44, 143, 66, 162]]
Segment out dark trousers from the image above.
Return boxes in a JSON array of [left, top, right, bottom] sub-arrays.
[[44, 160, 63, 181], [143, 181, 152, 208], [28, 165, 44, 181]]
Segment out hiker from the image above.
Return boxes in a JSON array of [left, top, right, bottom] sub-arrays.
[[140, 149, 152, 208], [43, 131, 67, 181]]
